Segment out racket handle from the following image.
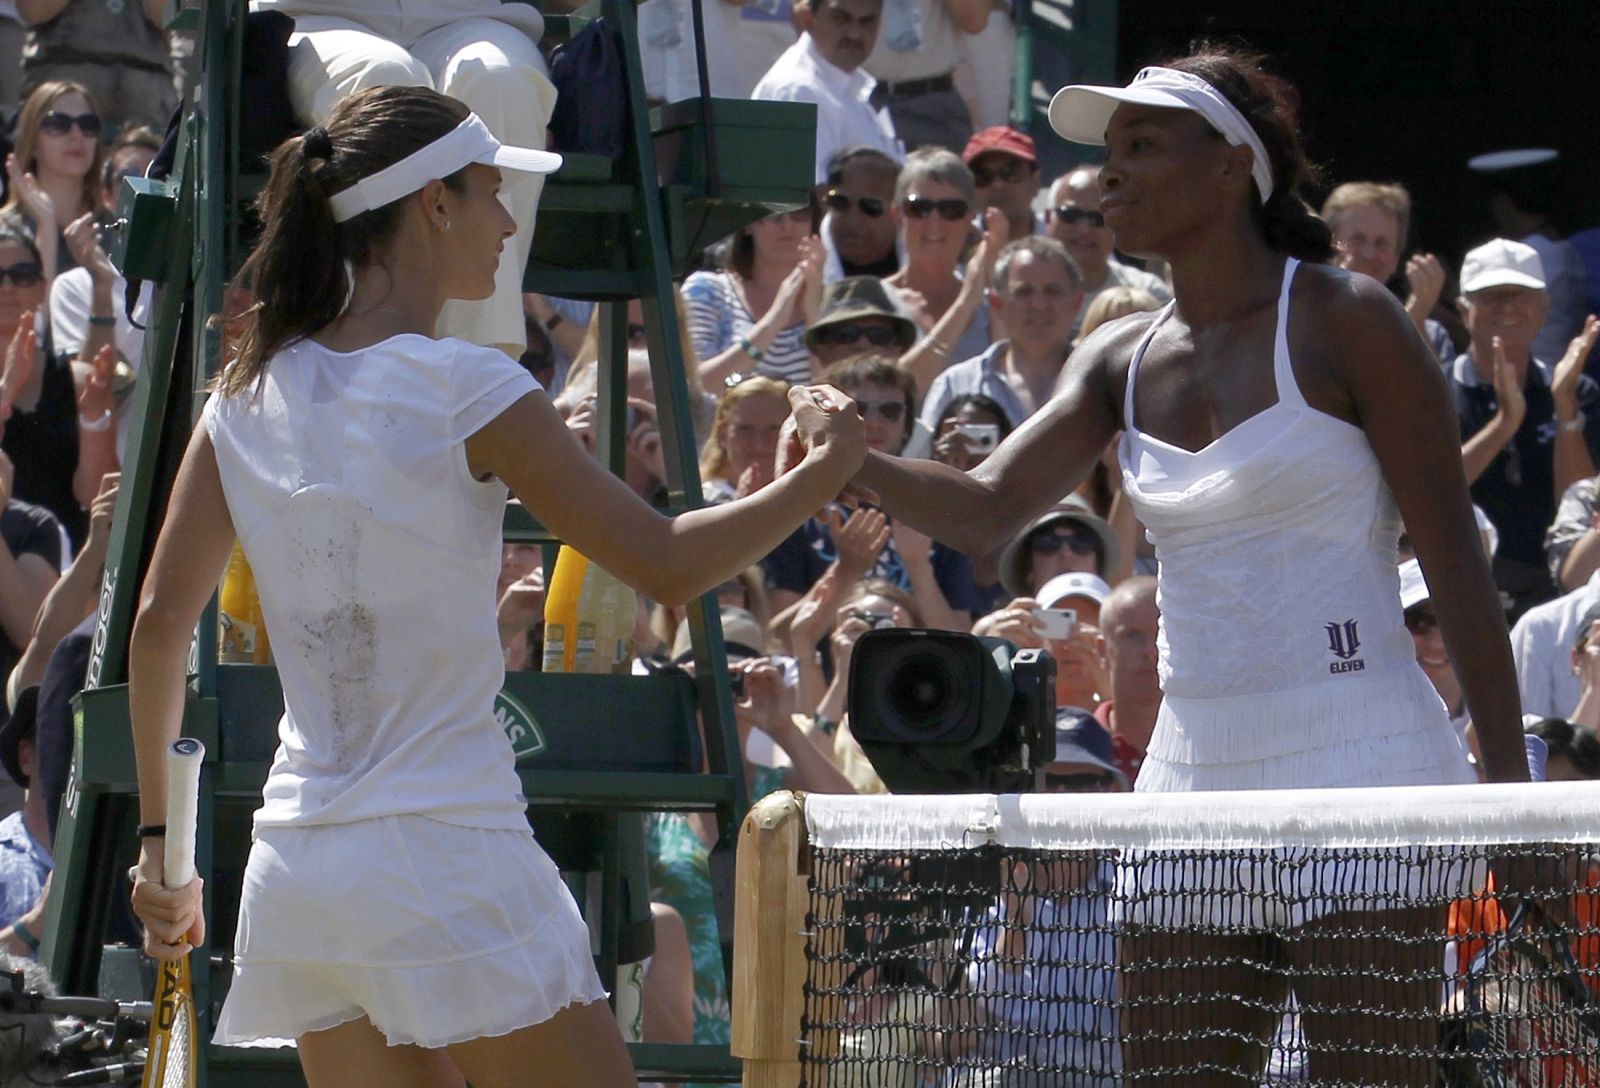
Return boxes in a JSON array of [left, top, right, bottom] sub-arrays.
[[163, 738, 205, 888]]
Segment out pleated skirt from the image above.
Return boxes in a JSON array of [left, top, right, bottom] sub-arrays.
[[1120, 665, 1480, 929]]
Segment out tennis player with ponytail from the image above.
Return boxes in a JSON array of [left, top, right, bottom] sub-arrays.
[[125, 85, 864, 1087], [823, 45, 1532, 1085]]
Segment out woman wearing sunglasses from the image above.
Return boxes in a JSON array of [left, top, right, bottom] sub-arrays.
[[0, 225, 108, 548], [683, 205, 824, 392], [2, 81, 108, 284], [884, 148, 1005, 393]]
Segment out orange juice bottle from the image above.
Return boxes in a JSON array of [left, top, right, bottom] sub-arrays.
[[540, 545, 587, 673], [218, 542, 270, 664], [540, 545, 634, 674]]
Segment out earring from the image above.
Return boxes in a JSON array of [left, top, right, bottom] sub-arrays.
[[443, 220, 452, 232]]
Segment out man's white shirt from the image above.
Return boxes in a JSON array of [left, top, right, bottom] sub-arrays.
[[1510, 568, 1600, 719], [751, 33, 901, 183]]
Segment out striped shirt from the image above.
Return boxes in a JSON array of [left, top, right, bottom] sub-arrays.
[[682, 270, 812, 385]]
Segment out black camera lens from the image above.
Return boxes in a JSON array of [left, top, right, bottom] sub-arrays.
[[886, 653, 956, 727], [856, 635, 984, 745]]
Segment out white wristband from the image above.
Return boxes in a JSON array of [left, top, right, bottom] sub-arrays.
[[1559, 411, 1587, 434], [78, 409, 113, 432]]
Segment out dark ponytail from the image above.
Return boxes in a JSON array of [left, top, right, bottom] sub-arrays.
[[220, 85, 471, 397], [1166, 44, 1335, 263]]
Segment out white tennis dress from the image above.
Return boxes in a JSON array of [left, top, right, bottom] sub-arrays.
[[205, 333, 606, 1048], [1118, 259, 1474, 793]]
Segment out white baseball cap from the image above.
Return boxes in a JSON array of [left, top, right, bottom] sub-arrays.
[[1459, 238, 1546, 295], [1038, 572, 1113, 610], [1398, 559, 1431, 612], [328, 113, 563, 224]]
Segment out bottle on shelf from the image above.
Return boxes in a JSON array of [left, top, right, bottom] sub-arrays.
[[218, 541, 271, 664], [539, 544, 634, 675]]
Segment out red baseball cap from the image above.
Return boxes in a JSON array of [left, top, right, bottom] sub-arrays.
[[962, 126, 1038, 165]]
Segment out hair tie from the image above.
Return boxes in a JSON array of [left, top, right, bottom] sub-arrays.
[[302, 126, 333, 160]]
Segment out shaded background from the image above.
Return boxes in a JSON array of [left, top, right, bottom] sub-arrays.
[[1033, 0, 1600, 282]]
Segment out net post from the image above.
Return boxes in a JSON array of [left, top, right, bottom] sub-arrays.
[[733, 790, 812, 1087]]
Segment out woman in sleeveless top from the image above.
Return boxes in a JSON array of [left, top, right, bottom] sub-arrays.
[[841, 45, 1530, 1086], [124, 86, 865, 1088]]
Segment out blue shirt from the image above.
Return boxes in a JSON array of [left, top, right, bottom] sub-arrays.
[[0, 811, 51, 930], [919, 340, 1032, 436], [762, 512, 998, 618]]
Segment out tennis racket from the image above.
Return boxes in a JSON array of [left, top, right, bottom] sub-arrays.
[[141, 737, 204, 1088], [1458, 900, 1600, 1088]]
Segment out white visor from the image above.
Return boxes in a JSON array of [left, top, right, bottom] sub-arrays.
[[1048, 66, 1274, 203], [327, 113, 563, 224]]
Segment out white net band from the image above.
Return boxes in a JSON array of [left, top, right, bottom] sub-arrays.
[[804, 782, 1600, 853]]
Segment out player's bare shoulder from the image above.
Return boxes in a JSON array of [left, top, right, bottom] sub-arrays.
[[1291, 260, 1430, 384], [1053, 306, 1167, 429]]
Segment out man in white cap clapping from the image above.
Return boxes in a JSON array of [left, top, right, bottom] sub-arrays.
[[1445, 237, 1600, 619]]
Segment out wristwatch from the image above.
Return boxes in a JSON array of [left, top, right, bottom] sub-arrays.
[[1559, 411, 1586, 434]]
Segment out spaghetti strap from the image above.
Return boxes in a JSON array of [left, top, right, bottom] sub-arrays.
[[1272, 258, 1305, 409], [1123, 302, 1178, 431]]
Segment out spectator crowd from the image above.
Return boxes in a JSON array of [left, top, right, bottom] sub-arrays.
[[0, 0, 1596, 1080]]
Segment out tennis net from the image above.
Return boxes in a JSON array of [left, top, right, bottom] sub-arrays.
[[731, 784, 1600, 1088]]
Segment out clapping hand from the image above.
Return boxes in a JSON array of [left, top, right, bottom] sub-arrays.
[[77, 344, 116, 429], [65, 211, 117, 285], [0, 310, 37, 424], [83, 472, 119, 557], [1551, 315, 1600, 417], [1404, 253, 1446, 318], [1490, 335, 1526, 433], [790, 565, 841, 653], [5, 154, 55, 230], [970, 207, 1007, 284], [797, 235, 826, 329], [828, 503, 890, 579]]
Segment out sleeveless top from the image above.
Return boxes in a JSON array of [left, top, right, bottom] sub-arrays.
[[1118, 259, 1415, 702], [204, 334, 539, 830]]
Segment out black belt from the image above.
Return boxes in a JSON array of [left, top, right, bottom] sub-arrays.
[[876, 72, 956, 98]]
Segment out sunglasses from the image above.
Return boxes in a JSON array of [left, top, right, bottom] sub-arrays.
[[1029, 527, 1099, 556], [854, 398, 906, 423], [824, 190, 887, 218], [40, 111, 102, 138], [972, 160, 1033, 187], [903, 195, 971, 221], [814, 324, 900, 348], [1403, 608, 1438, 635], [1053, 206, 1105, 228], [0, 261, 42, 288]]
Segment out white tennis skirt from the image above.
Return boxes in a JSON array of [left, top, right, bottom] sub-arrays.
[[1118, 666, 1480, 929], [212, 814, 608, 1049]]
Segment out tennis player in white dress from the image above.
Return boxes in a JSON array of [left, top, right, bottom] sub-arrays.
[[126, 85, 865, 1088], [839, 45, 1531, 1088]]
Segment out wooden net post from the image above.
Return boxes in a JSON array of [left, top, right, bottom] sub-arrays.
[[733, 790, 824, 1088]]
